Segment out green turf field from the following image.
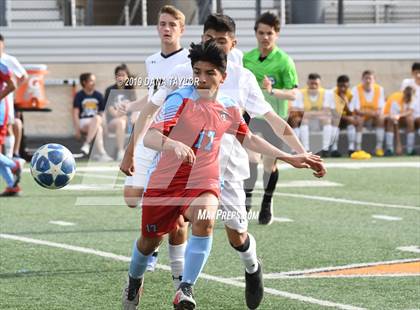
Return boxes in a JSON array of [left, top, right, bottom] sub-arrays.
[[1, 157, 419, 309]]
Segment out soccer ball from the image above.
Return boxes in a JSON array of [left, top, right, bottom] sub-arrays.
[[30, 143, 76, 189]]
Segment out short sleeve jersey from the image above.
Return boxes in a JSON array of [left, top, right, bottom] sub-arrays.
[[243, 46, 298, 118], [146, 86, 248, 192], [0, 62, 12, 125], [73, 90, 105, 119]]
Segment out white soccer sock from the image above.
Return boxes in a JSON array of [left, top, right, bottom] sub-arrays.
[[300, 124, 310, 151], [376, 127, 385, 150], [347, 125, 356, 150], [237, 233, 258, 274], [168, 243, 186, 291], [4, 135, 15, 158], [356, 131, 363, 150], [322, 124, 332, 151], [407, 132, 415, 153], [331, 126, 339, 151], [385, 132, 394, 152]]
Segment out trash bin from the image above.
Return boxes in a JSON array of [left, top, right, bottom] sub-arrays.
[[15, 64, 48, 109], [291, 0, 325, 24]]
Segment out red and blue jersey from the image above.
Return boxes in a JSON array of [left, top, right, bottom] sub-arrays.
[[146, 85, 248, 193], [0, 62, 12, 126]]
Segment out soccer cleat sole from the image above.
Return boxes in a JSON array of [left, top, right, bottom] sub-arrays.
[[174, 300, 195, 310]]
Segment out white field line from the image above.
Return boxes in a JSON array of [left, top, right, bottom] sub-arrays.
[[258, 273, 420, 279], [253, 190, 420, 212], [397, 246, 420, 254], [272, 217, 294, 223], [372, 215, 402, 221], [78, 173, 125, 181], [256, 180, 343, 188], [276, 161, 420, 170], [0, 234, 365, 310], [230, 258, 420, 280], [48, 221, 76, 226]]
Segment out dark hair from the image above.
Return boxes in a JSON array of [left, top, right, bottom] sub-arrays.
[[189, 40, 227, 74], [114, 63, 130, 76], [203, 14, 236, 36], [412, 62, 420, 72], [79, 73, 93, 87], [337, 75, 350, 84], [403, 86, 414, 103], [254, 12, 280, 33], [362, 70, 374, 78], [0, 34, 4, 42], [308, 73, 321, 80]]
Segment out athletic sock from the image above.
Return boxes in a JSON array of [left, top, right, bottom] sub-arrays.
[[407, 132, 415, 153], [168, 243, 186, 290], [262, 169, 279, 205], [129, 239, 150, 279], [356, 131, 362, 150], [376, 127, 385, 150], [322, 124, 332, 151], [385, 132, 394, 152], [4, 135, 15, 158], [347, 125, 356, 150], [331, 126, 339, 151], [231, 233, 258, 274], [182, 235, 213, 285], [244, 162, 258, 209], [300, 124, 310, 151]]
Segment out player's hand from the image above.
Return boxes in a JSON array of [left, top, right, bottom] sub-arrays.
[[116, 101, 129, 115], [173, 141, 196, 165], [286, 153, 326, 178], [263, 76, 272, 93], [120, 150, 135, 176]]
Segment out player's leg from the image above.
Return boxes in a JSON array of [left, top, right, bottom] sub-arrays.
[[123, 235, 163, 310], [108, 116, 127, 161], [91, 115, 112, 160], [405, 115, 415, 155], [221, 180, 263, 309], [373, 114, 385, 156], [321, 114, 332, 157], [416, 117, 420, 136], [384, 116, 395, 156], [4, 125, 14, 158], [356, 115, 364, 151], [12, 118, 23, 158], [346, 115, 357, 155], [0, 152, 22, 196], [330, 114, 342, 157], [300, 117, 310, 152], [168, 217, 188, 290], [259, 155, 278, 225], [174, 192, 218, 309]]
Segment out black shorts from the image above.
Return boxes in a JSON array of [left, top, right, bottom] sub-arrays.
[[247, 117, 284, 149]]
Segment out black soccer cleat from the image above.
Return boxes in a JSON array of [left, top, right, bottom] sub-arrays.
[[330, 150, 342, 158], [173, 283, 196, 310], [245, 260, 264, 309], [258, 202, 273, 225], [122, 276, 144, 310]]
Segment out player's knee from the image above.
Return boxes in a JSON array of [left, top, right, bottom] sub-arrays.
[[192, 219, 214, 236], [228, 231, 248, 248]]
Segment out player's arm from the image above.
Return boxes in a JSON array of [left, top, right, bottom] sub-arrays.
[[239, 132, 325, 177], [72, 108, 81, 140], [143, 128, 195, 164], [0, 78, 15, 101], [263, 76, 297, 100]]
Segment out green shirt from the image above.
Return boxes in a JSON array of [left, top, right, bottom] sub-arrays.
[[243, 46, 298, 118]]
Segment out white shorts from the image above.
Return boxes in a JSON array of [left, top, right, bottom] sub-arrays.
[[124, 141, 157, 188], [220, 179, 248, 233], [79, 117, 93, 129], [6, 99, 14, 125]]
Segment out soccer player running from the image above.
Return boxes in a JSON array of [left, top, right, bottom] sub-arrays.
[[122, 40, 324, 310], [121, 13, 325, 310], [0, 61, 22, 196], [242, 12, 299, 223]]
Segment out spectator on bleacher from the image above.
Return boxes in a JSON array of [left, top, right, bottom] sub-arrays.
[[73, 73, 112, 162], [349, 70, 385, 157], [326, 75, 357, 157], [104, 64, 136, 161], [384, 86, 416, 156], [401, 62, 420, 137], [0, 34, 27, 159], [290, 73, 332, 156]]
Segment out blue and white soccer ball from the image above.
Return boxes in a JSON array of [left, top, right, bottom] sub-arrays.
[[30, 143, 76, 189]]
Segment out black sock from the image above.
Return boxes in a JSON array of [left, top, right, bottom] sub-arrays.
[[244, 162, 258, 210], [262, 169, 279, 205], [230, 234, 250, 253]]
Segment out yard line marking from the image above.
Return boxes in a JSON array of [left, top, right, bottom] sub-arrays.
[[78, 173, 125, 181], [0, 234, 365, 310], [272, 217, 294, 223], [256, 180, 343, 188], [372, 215, 402, 221], [276, 161, 420, 170], [48, 221, 76, 226], [62, 184, 122, 191], [230, 258, 420, 280], [254, 191, 420, 212], [397, 246, 420, 254]]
